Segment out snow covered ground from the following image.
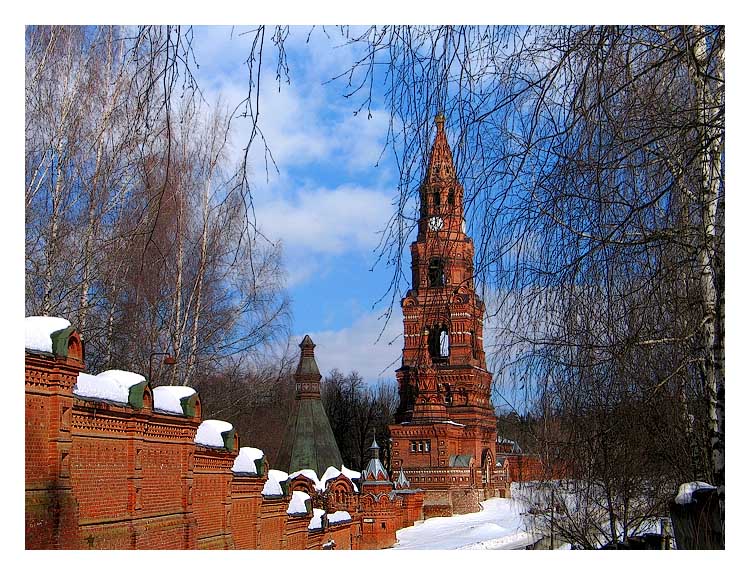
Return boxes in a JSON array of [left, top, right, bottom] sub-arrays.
[[389, 497, 539, 550]]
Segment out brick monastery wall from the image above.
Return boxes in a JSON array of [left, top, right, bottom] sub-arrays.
[[25, 327, 423, 550], [500, 454, 568, 484]]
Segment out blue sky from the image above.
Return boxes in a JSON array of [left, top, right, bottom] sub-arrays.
[[191, 26, 406, 383]]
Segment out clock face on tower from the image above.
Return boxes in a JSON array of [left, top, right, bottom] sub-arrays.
[[428, 216, 444, 231]]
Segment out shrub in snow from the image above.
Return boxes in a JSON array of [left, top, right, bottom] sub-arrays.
[[194, 419, 235, 450], [287, 491, 311, 516], [25, 316, 71, 354], [74, 370, 148, 408], [232, 447, 265, 476], [152, 386, 197, 416], [675, 481, 716, 505]]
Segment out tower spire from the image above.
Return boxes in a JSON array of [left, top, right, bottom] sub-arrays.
[[426, 113, 456, 184]]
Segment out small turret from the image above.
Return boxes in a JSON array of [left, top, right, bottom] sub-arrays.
[[394, 469, 411, 490], [361, 435, 392, 494]]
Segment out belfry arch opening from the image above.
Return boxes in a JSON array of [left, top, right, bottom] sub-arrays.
[[428, 258, 446, 287], [428, 323, 450, 363]]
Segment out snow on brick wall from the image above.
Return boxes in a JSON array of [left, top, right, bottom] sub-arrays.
[[289, 469, 322, 491], [232, 447, 265, 475], [262, 469, 289, 496], [328, 510, 351, 524], [287, 491, 311, 515], [153, 385, 196, 414], [308, 508, 325, 530], [25, 316, 70, 353], [74, 370, 146, 404], [194, 419, 233, 448]]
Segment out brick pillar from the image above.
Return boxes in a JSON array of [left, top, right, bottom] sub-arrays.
[[25, 328, 84, 549]]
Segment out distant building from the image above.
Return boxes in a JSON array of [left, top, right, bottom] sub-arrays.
[[389, 114, 504, 517], [496, 437, 523, 455]]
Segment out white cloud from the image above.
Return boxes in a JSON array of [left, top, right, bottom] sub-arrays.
[[192, 26, 393, 178], [254, 183, 393, 255], [294, 309, 403, 385]]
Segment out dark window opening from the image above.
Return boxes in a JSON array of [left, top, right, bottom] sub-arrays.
[[448, 189, 455, 206], [470, 330, 477, 359], [443, 383, 453, 405], [411, 440, 431, 452], [428, 258, 445, 287], [433, 191, 440, 206], [428, 324, 450, 362]]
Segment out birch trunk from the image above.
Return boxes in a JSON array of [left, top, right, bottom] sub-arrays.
[[184, 171, 212, 387], [41, 159, 63, 315], [687, 25, 724, 538]]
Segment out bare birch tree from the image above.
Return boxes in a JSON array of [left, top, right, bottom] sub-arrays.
[[26, 25, 291, 392]]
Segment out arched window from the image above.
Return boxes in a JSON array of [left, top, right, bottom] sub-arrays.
[[433, 191, 440, 206], [428, 258, 445, 287], [428, 323, 450, 362], [482, 451, 493, 485]]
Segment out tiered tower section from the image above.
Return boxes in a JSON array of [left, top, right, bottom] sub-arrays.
[[389, 115, 501, 516]]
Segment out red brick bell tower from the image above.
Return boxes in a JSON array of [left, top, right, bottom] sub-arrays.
[[389, 114, 502, 517]]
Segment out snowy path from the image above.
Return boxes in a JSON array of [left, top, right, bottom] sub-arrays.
[[389, 497, 539, 550]]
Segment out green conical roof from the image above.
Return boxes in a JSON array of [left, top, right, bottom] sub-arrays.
[[276, 397, 343, 477], [276, 336, 343, 477]]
